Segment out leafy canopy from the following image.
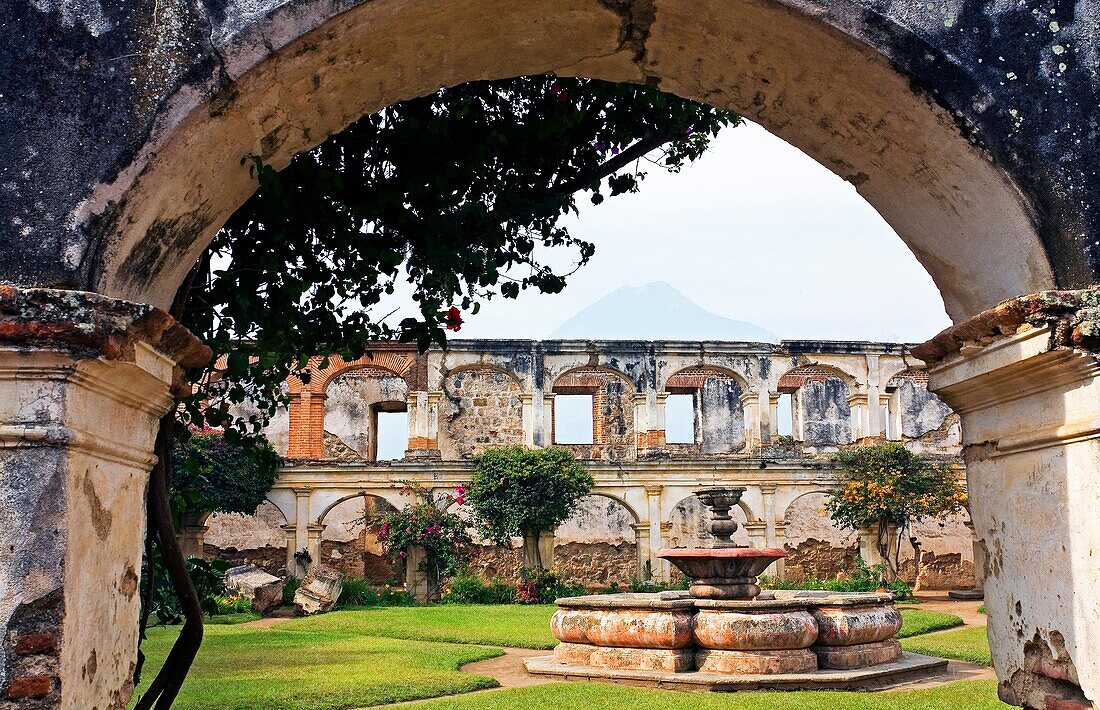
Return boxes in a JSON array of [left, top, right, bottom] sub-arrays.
[[467, 446, 594, 544], [175, 76, 739, 442], [169, 429, 281, 520], [826, 442, 967, 530]]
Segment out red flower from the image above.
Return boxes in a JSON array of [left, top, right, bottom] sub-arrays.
[[444, 306, 463, 331]]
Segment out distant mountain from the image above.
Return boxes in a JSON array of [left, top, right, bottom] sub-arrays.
[[548, 282, 778, 342]]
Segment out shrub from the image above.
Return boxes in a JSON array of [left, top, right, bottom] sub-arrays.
[[468, 446, 593, 569], [828, 443, 966, 580], [170, 428, 281, 522], [759, 558, 914, 600], [338, 577, 373, 606], [211, 594, 255, 615], [370, 482, 475, 601], [442, 574, 518, 604], [516, 566, 584, 604], [282, 575, 301, 605], [143, 554, 230, 625]]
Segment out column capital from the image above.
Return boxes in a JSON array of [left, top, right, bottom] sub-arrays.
[[740, 390, 760, 405], [292, 486, 314, 496], [758, 483, 777, 494], [644, 485, 664, 497], [306, 523, 325, 534], [655, 391, 670, 403]]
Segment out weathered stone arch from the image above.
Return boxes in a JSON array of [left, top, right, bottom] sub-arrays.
[[586, 491, 643, 524], [45, 0, 1086, 322], [667, 494, 754, 548], [441, 362, 525, 389]]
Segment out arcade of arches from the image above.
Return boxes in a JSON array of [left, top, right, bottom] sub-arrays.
[[3, 0, 1100, 706], [191, 338, 976, 594]]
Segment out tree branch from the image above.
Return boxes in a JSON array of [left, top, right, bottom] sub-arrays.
[[553, 131, 677, 196]]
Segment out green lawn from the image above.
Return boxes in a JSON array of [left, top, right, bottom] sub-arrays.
[[277, 604, 559, 648], [901, 625, 992, 666], [130, 624, 501, 710], [134, 604, 996, 709], [411, 680, 1009, 709], [897, 609, 964, 638]]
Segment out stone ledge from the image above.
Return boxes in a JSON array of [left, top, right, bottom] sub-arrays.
[[524, 651, 949, 691], [0, 286, 210, 372], [555, 592, 696, 610], [912, 288, 1100, 365]]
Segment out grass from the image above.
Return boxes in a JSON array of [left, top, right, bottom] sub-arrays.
[[897, 608, 965, 638], [130, 624, 501, 710], [204, 611, 262, 625], [410, 680, 1010, 709], [901, 625, 992, 666], [277, 604, 559, 649], [978, 604, 986, 614], [133, 604, 996, 709]]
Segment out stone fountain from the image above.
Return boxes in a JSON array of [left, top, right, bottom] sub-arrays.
[[525, 487, 948, 690]]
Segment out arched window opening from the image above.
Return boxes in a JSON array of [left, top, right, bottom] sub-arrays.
[[554, 394, 595, 445]]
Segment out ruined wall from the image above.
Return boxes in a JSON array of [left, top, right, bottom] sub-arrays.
[[665, 368, 746, 454], [324, 369, 408, 460], [796, 377, 851, 449], [553, 368, 635, 461], [316, 496, 395, 581], [203, 501, 287, 575], [441, 368, 524, 459], [782, 492, 859, 581]]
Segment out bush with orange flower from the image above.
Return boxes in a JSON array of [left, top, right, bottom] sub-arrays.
[[826, 442, 966, 580]]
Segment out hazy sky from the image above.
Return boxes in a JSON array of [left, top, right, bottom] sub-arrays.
[[400, 121, 954, 343]]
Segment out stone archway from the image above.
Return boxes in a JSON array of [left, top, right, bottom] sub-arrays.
[[4, 0, 1100, 706]]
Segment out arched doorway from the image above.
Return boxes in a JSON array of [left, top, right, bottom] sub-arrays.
[[4, 1, 1098, 705]]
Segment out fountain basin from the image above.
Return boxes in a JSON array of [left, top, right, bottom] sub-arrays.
[[657, 547, 786, 599], [693, 601, 818, 651], [551, 593, 695, 649], [539, 590, 916, 679]]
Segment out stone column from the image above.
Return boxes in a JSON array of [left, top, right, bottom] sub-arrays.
[[542, 393, 556, 445], [405, 391, 441, 458], [773, 523, 787, 579], [744, 521, 766, 549], [292, 487, 312, 572], [177, 524, 207, 560], [631, 523, 651, 578], [864, 353, 882, 438], [306, 523, 324, 571], [521, 393, 536, 446], [741, 392, 760, 450], [0, 287, 209, 708], [281, 525, 297, 576], [963, 519, 986, 590], [847, 393, 869, 441], [404, 545, 429, 602], [760, 484, 778, 548], [914, 289, 1100, 708], [644, 486, 667, 581], [759, 390, 774, 444]]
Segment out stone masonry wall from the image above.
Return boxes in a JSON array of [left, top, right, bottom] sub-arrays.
[[441, 369, 524, 459]]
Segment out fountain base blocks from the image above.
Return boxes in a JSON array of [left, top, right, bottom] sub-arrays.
[[527, 591, 946, 691]]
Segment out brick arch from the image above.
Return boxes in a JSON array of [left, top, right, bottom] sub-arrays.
[[288, 351, 417, 395], [776, 363, 858, 393], [663, 365, 749, 393], [551, 365, 636, 395]]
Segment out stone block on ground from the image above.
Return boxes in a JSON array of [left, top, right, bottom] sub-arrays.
[[589, 647, 695, 672], [695, 648, 818, 674], [812, 639, 902, 669], [293, 566, 345, 615], [225, 564, 285, 615]]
